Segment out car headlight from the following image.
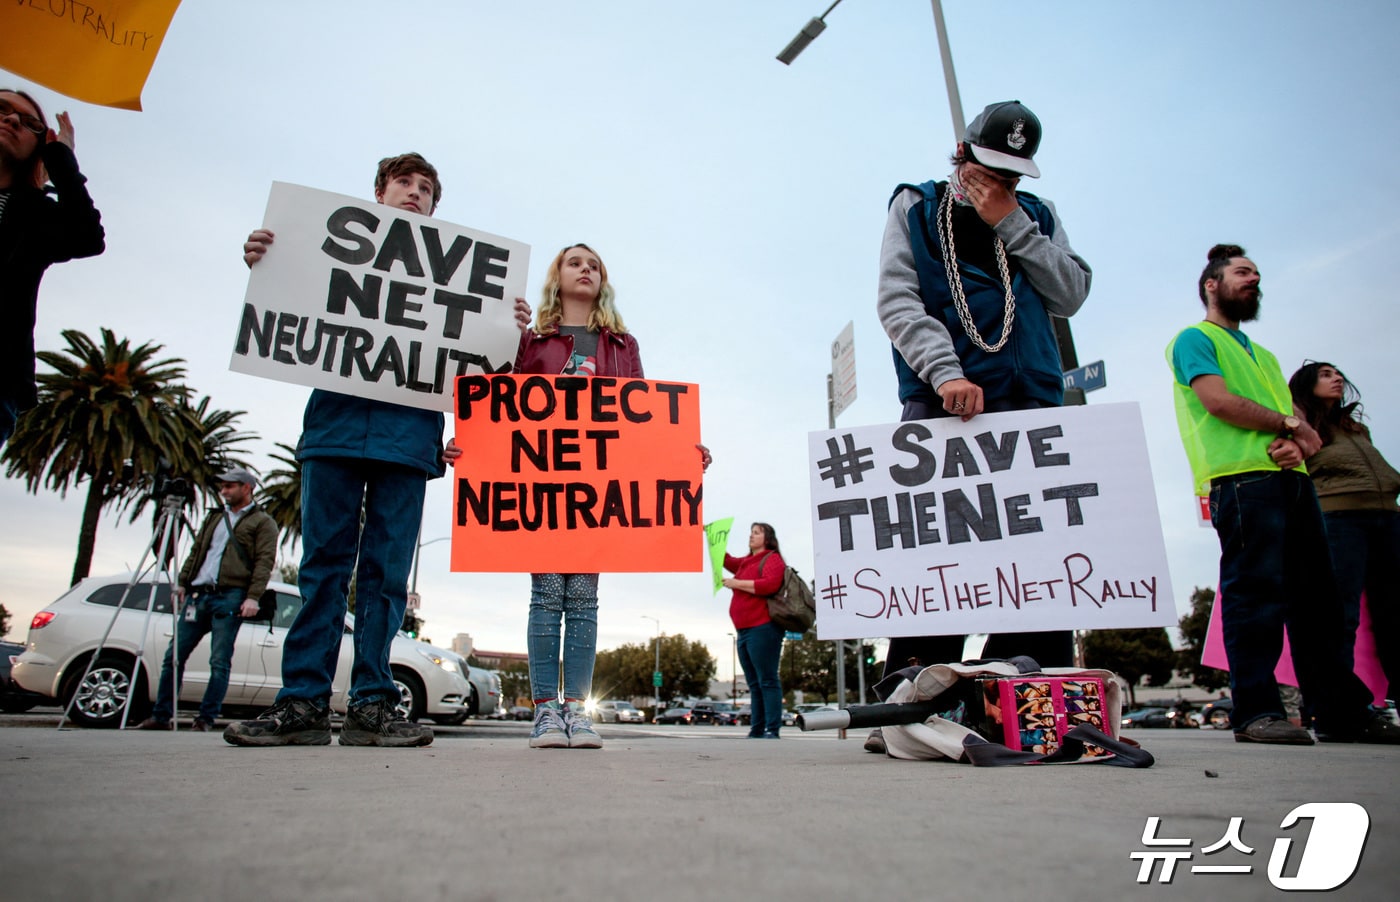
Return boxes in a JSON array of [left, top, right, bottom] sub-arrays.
[[415, 647, 459, 674]]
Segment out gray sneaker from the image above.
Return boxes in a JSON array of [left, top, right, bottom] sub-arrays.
[[223, 698, 331, 746], [529, 701, 569, 749], [1234, 716, 1314, 745], [564, 703, 603, 749], [340, 696, 433, 747], [864, 728, 887, 754]]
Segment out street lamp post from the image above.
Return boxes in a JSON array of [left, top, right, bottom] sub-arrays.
[[728, 632, 737, 700], [642, 616, 661, 715], [410, 534, 451, 595], [776, 0, 1082, 380]]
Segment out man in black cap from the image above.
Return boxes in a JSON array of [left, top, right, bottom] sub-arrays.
[[136, 468, 278, 731], [869, 101, 1092, 750]]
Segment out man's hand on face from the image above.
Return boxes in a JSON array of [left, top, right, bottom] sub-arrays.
[[243, 229, 274, 269], [961, 162, 1020, 227]]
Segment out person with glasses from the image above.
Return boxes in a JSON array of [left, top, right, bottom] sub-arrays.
[[0, 88, 105, 448], [868, 100, 1091, 754]]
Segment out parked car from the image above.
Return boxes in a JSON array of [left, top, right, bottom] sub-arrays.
[[654, 706, 694, 725], [10, 573, 472, 728], [736, 706, 797, 728], [506, 705, 533, 721], [1120, 707, 1171, 729], [691, 702, 741, 725], [1200, 697, 1233, 729], [425, 659, 500, 725], [1, 639, 46, 713], [594, 699, 645, 723]]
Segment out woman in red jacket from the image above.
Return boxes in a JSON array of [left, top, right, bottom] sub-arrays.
[[724, 522, 788, 738], [513, 243, 636, 750]]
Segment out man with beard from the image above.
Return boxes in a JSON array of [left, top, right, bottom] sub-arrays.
[[1167, 243, 1400, 745]]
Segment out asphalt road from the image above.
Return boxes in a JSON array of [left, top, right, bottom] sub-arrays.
[[1, 711, 1397, 901]]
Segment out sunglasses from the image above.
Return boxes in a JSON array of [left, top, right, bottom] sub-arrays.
[[0, 98, 46, 136]]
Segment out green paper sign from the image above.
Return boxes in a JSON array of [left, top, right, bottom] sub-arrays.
[[704, 517, 734, 594]]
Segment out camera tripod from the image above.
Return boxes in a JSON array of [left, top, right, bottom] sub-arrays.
[[57, 493, 191, 731]]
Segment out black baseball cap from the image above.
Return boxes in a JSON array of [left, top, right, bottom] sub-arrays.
[[964, 100, 1042, 178]]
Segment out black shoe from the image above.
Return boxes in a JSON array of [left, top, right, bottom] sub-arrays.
[[1233, 717, 1314, 745], [189, 718, 213, 732], [1318, 714, 1400, 745], [133, 716, 172, 731], [339, 697, 433, 748], [223, 698, 331, 746]]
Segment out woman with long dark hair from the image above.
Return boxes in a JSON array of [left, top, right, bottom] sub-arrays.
[[723, 522, 788, 738], [1289, 361, 1399, 702]]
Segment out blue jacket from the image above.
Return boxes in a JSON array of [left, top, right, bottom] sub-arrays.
[[892, 180, 1065, 408], [296, 389, 445, 479]]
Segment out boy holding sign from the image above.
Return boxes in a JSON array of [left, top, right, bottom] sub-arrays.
[[225, 154, 530, 748]]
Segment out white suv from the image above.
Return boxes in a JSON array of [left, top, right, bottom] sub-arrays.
[[10, 573, 471, 728]]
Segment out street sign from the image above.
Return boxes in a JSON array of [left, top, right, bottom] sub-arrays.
[[652, 671, 663, 688], [831, 321, 857, 420], [1062, 359, 1106, 393]]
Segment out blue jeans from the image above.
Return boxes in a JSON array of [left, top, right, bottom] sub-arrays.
[[278, 458, 425, 706], [152, 587, 245, 722], [1324, 509, 1400, 700], [527, 573, 599, 702], [1210, 470, 1371, 733], [737, 622, 784, 736]]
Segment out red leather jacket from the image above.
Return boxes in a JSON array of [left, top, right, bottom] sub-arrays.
[[513, 327, 645, 377]]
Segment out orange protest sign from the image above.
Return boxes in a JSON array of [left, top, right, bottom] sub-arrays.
[[0, 0, 181, 111], [450, 374, 704, 573]]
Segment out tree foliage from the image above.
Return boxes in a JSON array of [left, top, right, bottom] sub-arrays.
[[497, 660, 531, 708], [1176, 586, 1229, 691], [3, 329, 196, 584], [0, 603, 10, 638], [592, 633, 716, 703], [781, 636, 877, 703], [258, 442, 303, 549], [1082, 627, 1177, 706]]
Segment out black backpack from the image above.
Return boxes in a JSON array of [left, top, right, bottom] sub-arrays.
[[758, 554, 816, 634]]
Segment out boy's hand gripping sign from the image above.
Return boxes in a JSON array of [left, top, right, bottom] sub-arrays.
[[450, 375, 705, 573], [230, 182, 530, 412]]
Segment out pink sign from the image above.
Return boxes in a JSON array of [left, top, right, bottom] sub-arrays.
[[1202, 588, 1388, 705]]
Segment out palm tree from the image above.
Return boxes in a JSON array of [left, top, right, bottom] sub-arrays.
[[258, 441, 303, 549], [119, 395, 259, 523], [2, 328, 196, 585]]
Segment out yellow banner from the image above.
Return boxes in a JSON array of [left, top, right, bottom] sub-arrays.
[[0, 0, 182, 111]]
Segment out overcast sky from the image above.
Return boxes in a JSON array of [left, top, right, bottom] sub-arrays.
[[4, 1, 1399, 677]]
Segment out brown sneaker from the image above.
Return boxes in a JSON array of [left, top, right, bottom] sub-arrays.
[[189, 718, 213, 732], [134, 716, 172, 731], [1234, 717, 1314, 745], [864, 728, 887, 754]]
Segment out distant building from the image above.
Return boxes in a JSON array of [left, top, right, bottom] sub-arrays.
[[451, 634, 474, 658], [471, 648, 529, 669]]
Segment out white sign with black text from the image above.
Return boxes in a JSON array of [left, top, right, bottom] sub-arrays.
[[229, 182, 531, 412], [807, 403, 1175, 640]]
